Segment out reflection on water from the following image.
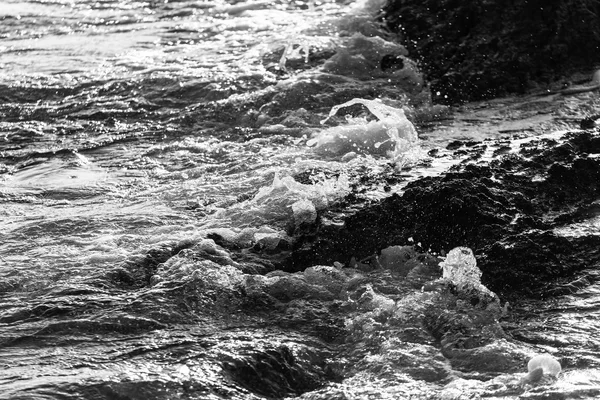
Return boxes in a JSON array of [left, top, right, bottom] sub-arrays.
[[555, 217, 600, 237]]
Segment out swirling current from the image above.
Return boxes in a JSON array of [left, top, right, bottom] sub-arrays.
[[1, 1, 600, 399]]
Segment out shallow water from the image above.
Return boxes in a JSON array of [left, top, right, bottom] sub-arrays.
[[1, 0, 600, 399]]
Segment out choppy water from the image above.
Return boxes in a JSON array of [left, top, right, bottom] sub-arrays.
[[1, 0, 600, 399]]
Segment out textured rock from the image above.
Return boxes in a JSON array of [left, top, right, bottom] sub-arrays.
[[383, 0, 600, 103], [293, 131, 600, 297]]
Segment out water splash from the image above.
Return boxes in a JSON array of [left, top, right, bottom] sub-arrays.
[[308, 98, 422, 167]]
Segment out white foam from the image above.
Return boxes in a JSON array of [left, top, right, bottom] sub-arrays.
[[308, 98, 422, 168]]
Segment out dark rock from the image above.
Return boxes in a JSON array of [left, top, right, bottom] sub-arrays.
[[292, 131, 600, 298], [481, 233, 600, 296], [446, 140, 464, 151], [293, 173, 530, 267], [580, 113, 600, 129], [380, 54, 405, 71], [383, 0, 600, 103]]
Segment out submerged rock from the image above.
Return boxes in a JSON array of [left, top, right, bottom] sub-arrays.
[[378, 245, 416, 276]]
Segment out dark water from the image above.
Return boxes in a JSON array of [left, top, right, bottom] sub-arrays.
[[2, 0, 600, 399]]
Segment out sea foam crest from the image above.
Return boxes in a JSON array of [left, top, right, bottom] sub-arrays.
[[440, 247, 495, 297], [213, 173, 350, 228], [308, 98, 421, 167]]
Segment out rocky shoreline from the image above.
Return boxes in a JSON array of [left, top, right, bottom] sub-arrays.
[[293, 128, 600, 299], [3, 1, 600, 398]]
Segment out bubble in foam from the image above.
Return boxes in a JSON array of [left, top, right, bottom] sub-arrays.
[[527, 354, 562, 378]]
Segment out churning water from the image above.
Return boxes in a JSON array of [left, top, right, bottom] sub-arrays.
[[1, 0, 600, 399]]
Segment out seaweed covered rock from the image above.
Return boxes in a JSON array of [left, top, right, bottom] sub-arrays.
[[383, 0, 600, 103]]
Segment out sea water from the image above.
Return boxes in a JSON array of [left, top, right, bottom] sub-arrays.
[[1, 0, 600, 399]]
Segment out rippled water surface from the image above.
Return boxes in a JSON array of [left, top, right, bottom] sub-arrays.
[[2, 0, 600, 399]]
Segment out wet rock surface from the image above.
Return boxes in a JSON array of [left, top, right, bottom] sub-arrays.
[[294, 130, 600, 298], [383, 0, 600, 103]]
